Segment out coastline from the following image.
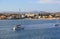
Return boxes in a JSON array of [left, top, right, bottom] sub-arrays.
[[24, 18, 60, 20], [0, 18, 60, 20]]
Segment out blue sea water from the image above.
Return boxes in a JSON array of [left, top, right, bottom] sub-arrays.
[[0, 19, 60, 39]]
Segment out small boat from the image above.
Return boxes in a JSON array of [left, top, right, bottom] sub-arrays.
[[55, 24, 60, 27], [13, 25, 24, 31]]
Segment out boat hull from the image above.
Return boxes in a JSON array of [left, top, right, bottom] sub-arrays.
[[13, 27, 24, 31], [15, 28, 24, 30]]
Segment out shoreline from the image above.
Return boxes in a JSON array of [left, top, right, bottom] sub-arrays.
[[0, 18, 60, 20]]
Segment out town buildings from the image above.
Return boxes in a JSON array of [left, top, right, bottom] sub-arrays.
[[0, 12, 60, 20]]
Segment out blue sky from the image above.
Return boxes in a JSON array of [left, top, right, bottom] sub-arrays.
[[0, 0, 60, 12]]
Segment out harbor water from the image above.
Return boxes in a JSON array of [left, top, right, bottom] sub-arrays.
[[0, 19, 60, 39]]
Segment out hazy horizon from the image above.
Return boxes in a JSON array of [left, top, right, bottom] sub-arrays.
[[0, 0, 60, 12]]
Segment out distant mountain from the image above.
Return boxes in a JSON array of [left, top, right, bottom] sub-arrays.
[[54, 12, 60, 14], [0, 11, 60, 14], [25, 11, 51, 14]]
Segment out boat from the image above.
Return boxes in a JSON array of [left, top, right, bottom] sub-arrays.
[[55, 24, 60, 27], [13, 25, 24, 31]]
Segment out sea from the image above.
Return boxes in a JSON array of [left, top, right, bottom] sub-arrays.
[[0, 19, 60, 39]]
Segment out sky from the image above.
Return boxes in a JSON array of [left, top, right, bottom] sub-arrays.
[[0, 0, 60, 12]]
